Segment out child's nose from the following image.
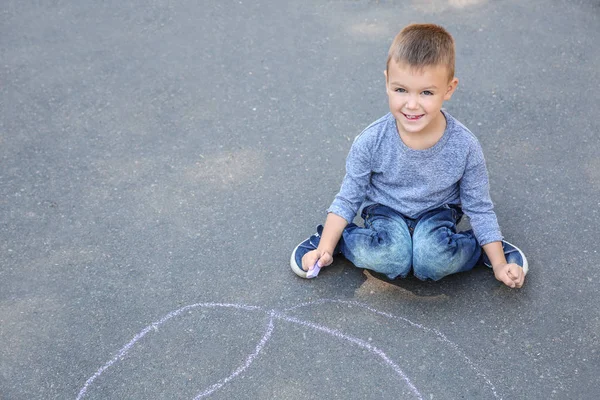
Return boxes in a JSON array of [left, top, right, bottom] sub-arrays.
[[406, 96, 419, 109]]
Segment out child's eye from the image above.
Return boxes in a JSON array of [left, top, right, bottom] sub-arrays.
[[395, 88, 406, 93], [422, 90, 433, 96]]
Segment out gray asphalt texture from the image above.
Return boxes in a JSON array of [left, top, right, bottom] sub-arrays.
[[2, 0, 599, 399]]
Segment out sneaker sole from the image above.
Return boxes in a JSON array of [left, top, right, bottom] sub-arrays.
[[289, 243, 308, 278]]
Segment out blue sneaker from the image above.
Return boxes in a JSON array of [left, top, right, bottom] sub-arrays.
[[483, 240, 529, 275], [290, 225, 324, 278]]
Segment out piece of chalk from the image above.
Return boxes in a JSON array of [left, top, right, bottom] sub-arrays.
[[306, 262, 321, 279]]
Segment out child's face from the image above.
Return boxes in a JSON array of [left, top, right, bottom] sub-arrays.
[[385, 62, 458, 136]]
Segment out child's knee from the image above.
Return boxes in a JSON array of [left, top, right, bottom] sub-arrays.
[[412, 259, 451, 281], [412, 236, 478, 281], [357, 239, 412, 278], [412, 236, 454, 280], [343, 228, 412, 278]]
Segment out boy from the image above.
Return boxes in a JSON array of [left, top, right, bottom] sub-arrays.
[[290, 23, 528, 288]]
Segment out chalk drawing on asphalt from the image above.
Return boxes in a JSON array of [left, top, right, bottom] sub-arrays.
[[76, 299, 501, 400]]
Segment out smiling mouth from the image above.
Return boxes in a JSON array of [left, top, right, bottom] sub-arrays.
[[402, 113, 424, 120]]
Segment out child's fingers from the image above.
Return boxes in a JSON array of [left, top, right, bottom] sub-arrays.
[[494, 263, 525, 288], [503, 275, 516, 288], [515, 278, 524, 288], [302, 251, 319, 271], [502, 264, 526, 288], [498, 270, 516, 288], [506, 267, 516, 281], [514, 268, 525, 288], [507, 264, 525, 286], [318, 252, 333, 268]]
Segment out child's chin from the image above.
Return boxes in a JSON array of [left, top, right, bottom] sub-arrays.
[[400, 120, 428, 132]]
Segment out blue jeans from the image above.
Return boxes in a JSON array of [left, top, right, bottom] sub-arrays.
[[339, 204, 482, 280]]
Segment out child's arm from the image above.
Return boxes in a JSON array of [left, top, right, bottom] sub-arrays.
[[482, 241, 526, 288], [301, 213, 348, 272]]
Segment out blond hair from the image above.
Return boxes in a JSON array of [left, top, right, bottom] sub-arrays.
[[387, 24, 455, 80]]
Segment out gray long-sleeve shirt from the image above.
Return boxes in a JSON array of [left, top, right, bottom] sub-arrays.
[[328, 110, 502, 246]]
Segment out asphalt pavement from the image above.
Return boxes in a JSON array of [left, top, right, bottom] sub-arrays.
[[1, 0, 599, 399]]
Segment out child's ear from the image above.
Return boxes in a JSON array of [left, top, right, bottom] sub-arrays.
[[443, 77, 459, 100]]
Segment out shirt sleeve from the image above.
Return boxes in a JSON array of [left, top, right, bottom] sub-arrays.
[[459, 142, 503, 246], [327, 134, 372, 223]]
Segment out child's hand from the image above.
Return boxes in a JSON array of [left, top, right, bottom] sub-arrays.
[[493, 262, 525, 288], [302, 249, 333, 272]]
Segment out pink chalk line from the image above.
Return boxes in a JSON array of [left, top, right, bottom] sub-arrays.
[[285, 299, 500, 399], [272, 311, 423, 399], [75, 303, 261, 400], [75, 300, 500, 399], [193, 312, 275, 399]]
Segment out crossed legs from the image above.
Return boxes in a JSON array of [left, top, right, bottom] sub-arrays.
[[339, 204, 481, 281]]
